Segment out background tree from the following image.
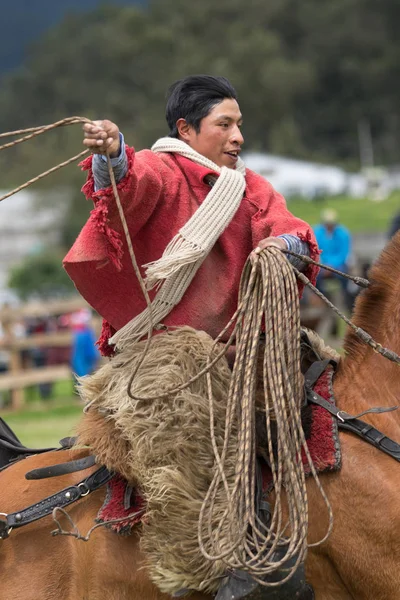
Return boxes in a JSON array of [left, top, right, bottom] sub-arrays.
[[8, 253, 76, 301], [1, 0, 399, 172]]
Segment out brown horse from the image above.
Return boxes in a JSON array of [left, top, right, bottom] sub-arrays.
[[2, 233, 400, 600]]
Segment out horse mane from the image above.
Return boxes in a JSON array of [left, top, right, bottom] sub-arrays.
[[343, 230, 400, 364]]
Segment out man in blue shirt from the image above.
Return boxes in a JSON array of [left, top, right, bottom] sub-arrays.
[[314, 209, 353, 311], [69, 309, 100, 379]]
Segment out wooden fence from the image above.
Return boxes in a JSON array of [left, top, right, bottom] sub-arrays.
[[0, 294, 341, 410], [0, 297, 100, 409]]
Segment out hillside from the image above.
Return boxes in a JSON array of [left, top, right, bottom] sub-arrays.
[[1, 0, 146, 75]]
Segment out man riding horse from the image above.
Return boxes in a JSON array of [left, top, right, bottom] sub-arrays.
[[63, 74, 320, 598]]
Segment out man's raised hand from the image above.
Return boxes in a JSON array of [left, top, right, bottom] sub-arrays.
[[82, 119, 120, 157]]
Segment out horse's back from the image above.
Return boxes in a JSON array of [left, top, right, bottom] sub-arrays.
[[0, 449, 210, 600], [0, 449, 99, 599], [0, 447, 91, 506], [0, 449, 129, 599]]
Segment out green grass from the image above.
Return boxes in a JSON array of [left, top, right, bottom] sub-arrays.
[[1, 380, 83, 447], [23, 378, 76, 403], [288, 192, 400, 232]]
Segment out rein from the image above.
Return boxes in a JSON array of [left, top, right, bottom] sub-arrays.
[[283, 249, 400, 365]]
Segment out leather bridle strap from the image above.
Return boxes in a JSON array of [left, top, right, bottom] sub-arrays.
[[25, 455, 97, 479], [308, 387, 400, 462], [304, 360, 400, 463], [303, 358, 335, 389], [306, 387, 399, 423], [0, 465, 113, 540], [337, 418, 400, 462]]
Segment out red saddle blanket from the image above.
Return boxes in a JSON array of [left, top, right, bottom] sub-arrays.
[[301, 362, 341, 474], [98, 363, 341, 532], [96, 477, 145, 535]]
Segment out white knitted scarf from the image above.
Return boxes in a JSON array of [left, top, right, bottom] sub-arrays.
[[109, 137, 246, 350]]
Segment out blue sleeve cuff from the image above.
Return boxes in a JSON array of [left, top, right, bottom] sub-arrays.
[[99, 132, 126, 166], [277, 234, 310, 271], [92, 132, 128, 191]]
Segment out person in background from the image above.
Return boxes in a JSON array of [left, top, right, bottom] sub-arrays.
[[26, 317, 53, 400], [46, 314, 72, 369], [313, 208, 353, 311], [69, 309, 100, 378], [0, 321, 11, 408]]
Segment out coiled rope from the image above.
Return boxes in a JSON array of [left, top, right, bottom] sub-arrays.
[[198, 248, 332, 586]]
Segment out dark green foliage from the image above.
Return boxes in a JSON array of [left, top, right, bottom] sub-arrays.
[[0, 0, 147, 74], [1, 0, 399, 170], [8, 253, 76, 301]]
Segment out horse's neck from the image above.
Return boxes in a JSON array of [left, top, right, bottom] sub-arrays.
[[337, 349, 396, 400], [335, 335, 400, 434], [334, 233, 400, 425]]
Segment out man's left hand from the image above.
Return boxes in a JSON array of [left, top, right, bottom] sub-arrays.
[[250, 237, 287, 262]]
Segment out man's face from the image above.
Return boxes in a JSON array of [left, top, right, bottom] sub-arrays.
[[178, 98, 244, 169]]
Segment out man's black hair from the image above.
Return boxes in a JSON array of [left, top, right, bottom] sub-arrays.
[[166, 75, 238, 138]]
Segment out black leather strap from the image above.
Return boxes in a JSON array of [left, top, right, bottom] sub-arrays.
[[0, 466, 113, 539], [306, 385, 400, 463], [0, 435, 55, 456], [59, 437, 77, 449], [25, 455, 97, 480], [0, 417, 69, 476], [337, 419, 400, 462], [303, 359, 333, 390], [0, 416, 79, 473], [0, 419, 76, 459], [307, 388, 398, 422]]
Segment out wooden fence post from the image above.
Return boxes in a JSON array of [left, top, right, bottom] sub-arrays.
[[9, 342, 24, 410], [0, 298, 102, 408]]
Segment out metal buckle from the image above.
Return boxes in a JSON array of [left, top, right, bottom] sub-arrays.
[[0, 513, 12, 539], [77, 483, 90, 497], [336, 410, 346, 423]]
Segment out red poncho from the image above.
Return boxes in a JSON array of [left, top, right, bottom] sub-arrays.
[[64, 146, 319, 354]]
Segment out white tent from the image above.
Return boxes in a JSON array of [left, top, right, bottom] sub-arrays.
[[242, 152, 365, 199]]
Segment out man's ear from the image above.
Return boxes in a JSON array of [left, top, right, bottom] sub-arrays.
[[176, 118, 192, 141]]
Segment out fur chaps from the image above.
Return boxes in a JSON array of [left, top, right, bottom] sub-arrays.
[[76, 327, 237, 595]]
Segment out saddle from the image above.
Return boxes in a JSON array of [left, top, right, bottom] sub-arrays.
[[0, 418, 112, 541], [0, 417, 57, 471], [0, 415, 101, 478]]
